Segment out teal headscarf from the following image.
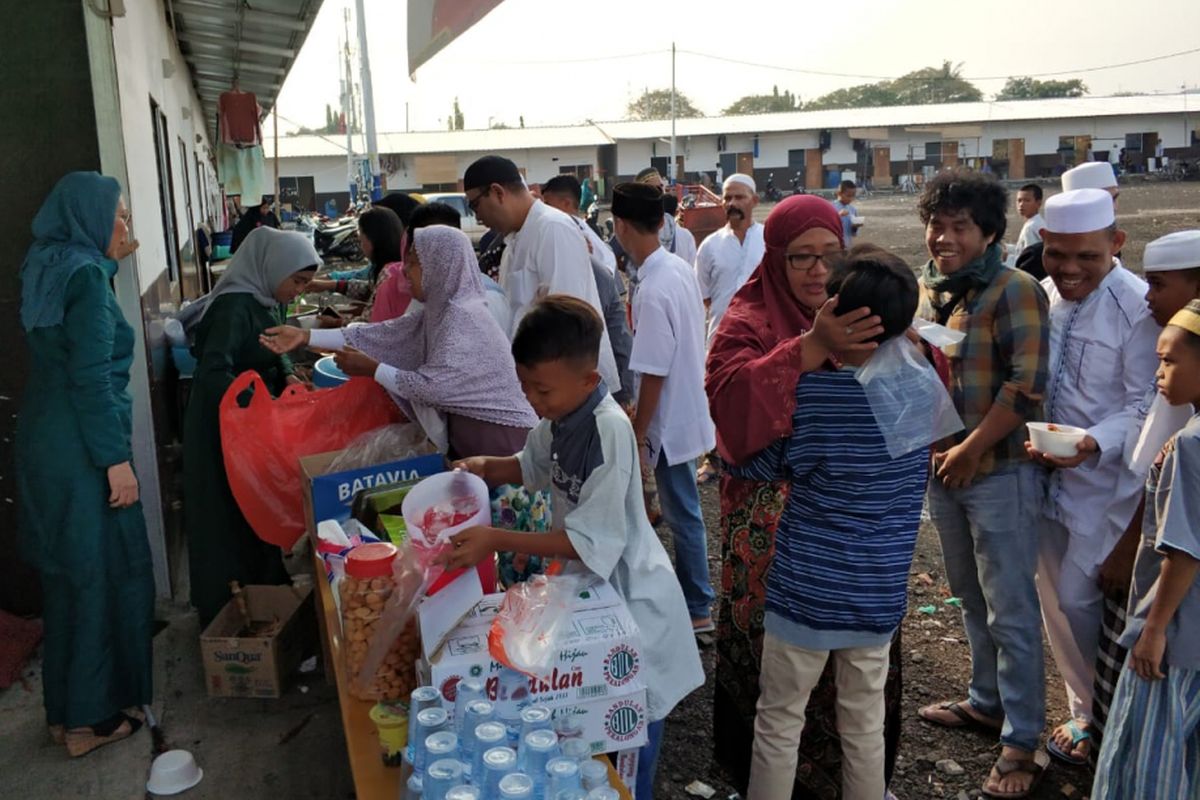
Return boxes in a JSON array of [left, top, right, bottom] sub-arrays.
[[20, 172, 122, 332]]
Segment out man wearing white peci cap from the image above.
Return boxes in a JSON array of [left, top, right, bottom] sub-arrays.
[[694, 173, 766, 343], [1086, 229, 1200, 757], [1016, 161, 1120, 281], [1025, 188, 1160, 767]]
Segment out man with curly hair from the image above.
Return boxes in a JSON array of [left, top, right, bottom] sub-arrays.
[[913, 168, 1054, 798]]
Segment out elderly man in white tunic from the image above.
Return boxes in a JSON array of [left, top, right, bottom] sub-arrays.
[[694, 173, 766, 343], [1025, 188, 1161, 766]]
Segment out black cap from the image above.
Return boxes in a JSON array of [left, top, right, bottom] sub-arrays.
[[464, 155, 523, 191], [612, 182, 663, 227]]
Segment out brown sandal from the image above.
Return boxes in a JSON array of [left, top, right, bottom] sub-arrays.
[[919, 700, 1004, 734], [64, 714, 142, 758], [982, 750, 1049, 799]]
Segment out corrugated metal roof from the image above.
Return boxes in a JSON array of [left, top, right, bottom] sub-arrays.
[[170, 0, 323, 134], [267, 93, 1194, 158]]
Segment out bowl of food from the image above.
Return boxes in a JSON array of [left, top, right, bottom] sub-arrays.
[[1027, 422, 1088, 458]]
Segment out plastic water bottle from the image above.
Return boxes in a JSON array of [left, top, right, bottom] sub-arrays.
[[424, 758, 466, 800], [480, 747, 518, 800], [408, 687, 443, 762], [586, 788, 619, 800], [454, 678, 487, 734], [444, 786, 481, 800], [494, 668, 530, 747], [471, 722, 508, 785], [497, 772, 534, 800], [518, 728, 559, 794], [413, 708, 450, 776], [559, 738, 592, 765], [404, 773, 423, 800], [545, 757, 583, 797], [459, 701, 496, 774], [579, 760, 609, 792]]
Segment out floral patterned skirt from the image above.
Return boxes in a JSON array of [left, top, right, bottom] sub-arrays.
[[714, 474, 903, 798], [491, 484, 552, 586]]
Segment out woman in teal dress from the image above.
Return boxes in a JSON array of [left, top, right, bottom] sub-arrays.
[[16, 171, 153, 757], [183, 227, 319, 627]]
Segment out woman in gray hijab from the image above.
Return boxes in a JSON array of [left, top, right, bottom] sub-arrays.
[[182, 227, 319, 626]]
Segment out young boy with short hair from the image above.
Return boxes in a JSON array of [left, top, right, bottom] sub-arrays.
[[445, 295, 704, 800], [832, 179, 862, 243], [1091, 299, 1200, 798], [743, 247, 945, 800]]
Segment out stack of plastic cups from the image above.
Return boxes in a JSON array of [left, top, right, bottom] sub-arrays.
[[413, 708, 450, 777], [518, 729, 559, 796], [497, 773, 534, 800], [404, 773, 423, 800], [424, 758, 465, 800], [445, 787, 481, 800], [453, 678, 487, 735], [518, 705, 553, 738], [585, 788, 619, 800], [545, 757, 583, 798], [471, 722, 508, 787], [459, 701, 496, 781], [494, 668, 530, 748], [559, 738, 592, 765], [408, 687, 444, 762], [480, 747, 518, 800], [579, 760, 610, 793], [424, 732, 459, 778]]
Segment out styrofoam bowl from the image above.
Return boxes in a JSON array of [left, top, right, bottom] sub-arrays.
[[146, 750, 203, 796], [401, 470, 490, 546], [1027, 422, 1088, 458]]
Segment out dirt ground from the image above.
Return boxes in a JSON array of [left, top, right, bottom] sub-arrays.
[[650, 178, 1200, 800]]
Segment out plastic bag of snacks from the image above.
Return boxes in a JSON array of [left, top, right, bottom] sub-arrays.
[[342, 542, 423, 702]]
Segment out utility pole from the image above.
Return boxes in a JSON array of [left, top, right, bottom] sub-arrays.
[[355, 0, 382, 200], [669, 42, 677, 185], [341, 8, 356, 204]]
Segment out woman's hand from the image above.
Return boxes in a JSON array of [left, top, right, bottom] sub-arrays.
[[259, 326, 309, 354], [334, 346, 378, 377], [107, 462, 139, 508], [306, 278, 336, 294], [808, 296, 884, 356]]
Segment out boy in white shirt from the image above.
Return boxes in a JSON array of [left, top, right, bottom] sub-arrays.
[[1014, 183, 1045, 254], [613, 181, 718, 633]]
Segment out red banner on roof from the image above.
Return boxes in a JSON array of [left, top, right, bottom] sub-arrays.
[[408, 0, 506, 77]]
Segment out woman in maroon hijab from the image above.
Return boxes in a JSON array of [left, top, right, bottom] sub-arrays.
[[706, 195, 901, 797]]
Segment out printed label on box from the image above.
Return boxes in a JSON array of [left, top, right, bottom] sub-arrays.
[[551, 686, 649, 753], [309, 453, 445, 525]]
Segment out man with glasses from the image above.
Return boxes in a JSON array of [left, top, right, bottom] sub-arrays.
[[463, 155, 619, 393], [913, 168, 1054, 798], [695, 173, 765, 344]]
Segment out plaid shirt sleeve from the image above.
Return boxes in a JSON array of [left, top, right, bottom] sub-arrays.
[[991, 273, 1050, 418]]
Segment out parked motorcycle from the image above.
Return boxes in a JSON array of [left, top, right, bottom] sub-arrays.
[[762, 173, 783, 202], [311, 214, 363, 261], [790, 171, 806, 196]]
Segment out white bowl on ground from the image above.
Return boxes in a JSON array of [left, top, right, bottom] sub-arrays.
[[1027, 422, 1088, 458], [146, 750, 203, 796]]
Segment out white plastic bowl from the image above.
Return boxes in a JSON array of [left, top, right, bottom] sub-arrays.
[[1027, 422, 1088, 458], [146, 750, 203, 796], [401, 470, 491, 546]]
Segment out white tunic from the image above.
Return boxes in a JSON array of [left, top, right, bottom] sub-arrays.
[[629, 247, 716, 466], [1016, 213, 1045, 252], [1040, 264, 1161, 576], [695, 222, 766, 342], [498, 200, 620, 390]]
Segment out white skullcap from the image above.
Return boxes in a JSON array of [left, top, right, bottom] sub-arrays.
[[1061, 161, 1117, 192], [1144, 230, 1200, 273], [723, 173, 756, 194], [1043, 188, 1115, 234]]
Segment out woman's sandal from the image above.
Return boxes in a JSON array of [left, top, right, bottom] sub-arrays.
[[981, 750, 1049, 799], [64, 712, 143, 758], [1046, 718, 1092, 766], [918, 700, 1005, 734]]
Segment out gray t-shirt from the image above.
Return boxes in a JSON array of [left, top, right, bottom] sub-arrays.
[[1120, 413, 1200, 670]]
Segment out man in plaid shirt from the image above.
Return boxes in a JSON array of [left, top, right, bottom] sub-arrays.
[[914, 169, 1053, 798]]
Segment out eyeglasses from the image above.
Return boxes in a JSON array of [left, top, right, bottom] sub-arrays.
[[785, 250, 844, 272], [467, 186, 492, 213]]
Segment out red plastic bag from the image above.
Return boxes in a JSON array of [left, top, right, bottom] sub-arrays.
[[219, 370, 405, 549]]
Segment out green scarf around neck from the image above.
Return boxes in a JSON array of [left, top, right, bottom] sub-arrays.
[[922, 242, 1005, 296]]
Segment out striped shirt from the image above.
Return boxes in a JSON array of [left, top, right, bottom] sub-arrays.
[[735, 369, 929, 645], [917, 262, 1050, 479]]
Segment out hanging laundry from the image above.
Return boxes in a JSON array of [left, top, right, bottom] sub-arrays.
[[217, 89, 268, 202]]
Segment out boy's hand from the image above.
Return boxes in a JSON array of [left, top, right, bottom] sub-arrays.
[[1025, 436, 1099, 469], [444, 525, 496, 571], [1131, 627, 1167, 681], [934, 442, 981, 489], [452, 457, 490, 481]]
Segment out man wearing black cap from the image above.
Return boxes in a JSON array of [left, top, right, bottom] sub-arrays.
[[613, 181, 717, 636], [463, 155, 619, 391]]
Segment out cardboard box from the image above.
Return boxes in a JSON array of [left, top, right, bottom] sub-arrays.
[[424, 591, 644, 710], [299, 450, 446, 543], [200, 585, 314, 698], [552, 684, 650, 754], [615, 749, 639, 799], [452, 579, 624, 630]]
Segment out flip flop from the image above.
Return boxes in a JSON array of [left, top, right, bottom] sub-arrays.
[[981, 750, 1049, 799], [64, 714, 143, 758], [1046, 719, 1092, 766], [918, 700, 1004, 734]]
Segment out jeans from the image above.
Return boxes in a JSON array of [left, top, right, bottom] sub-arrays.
[[926, 463, 1046, 752], [636, 719, 666, 799], [654, 454, 715, 619]]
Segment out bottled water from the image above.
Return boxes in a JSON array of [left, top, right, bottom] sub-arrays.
[[579, 760, 610, 792], [480, 746, 517, 799], [404, 774, 423, 800], [494, 668, 530, 747], [518, 729, 559, 794], [471, 722, 507, 785], [407, 687, 443, 762], [459, 701, 496, 775], [424, 758, 465, 800], [545, 757, 583, 797], [559, 739, 592, 764], [497, 772, 534, 800], [444, 786, 481, 800], [424, 732, 460, 770], [518, 705, 554, 740], [453, 678, 488, 735], [413, 708, 450, 776]]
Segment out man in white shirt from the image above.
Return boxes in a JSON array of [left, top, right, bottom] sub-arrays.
[[1025, 188, 1160, 766], [694, 173, 766, 342], [463, 155, 620, 393], [661, 193, 697, 266], [1014, 183, 1045, 253], [614, 181, 717, 634], [540, 174, 616, 276]]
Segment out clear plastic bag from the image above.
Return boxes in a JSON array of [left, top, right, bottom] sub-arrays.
[[487, 572, 588, 679], [328, 423, 436, 473], [856, 336, 965, 459]]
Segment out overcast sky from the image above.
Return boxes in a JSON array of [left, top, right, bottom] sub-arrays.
[[265, 0, 1200, 136]]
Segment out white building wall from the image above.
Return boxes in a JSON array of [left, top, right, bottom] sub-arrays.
[[283, 155, 353, 195]]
